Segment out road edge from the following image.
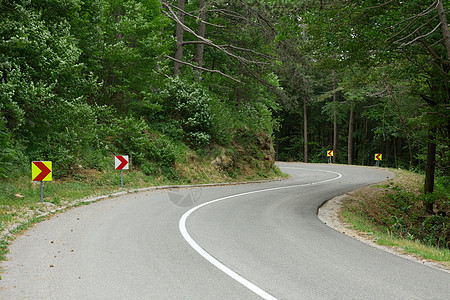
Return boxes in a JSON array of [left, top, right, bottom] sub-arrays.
[[1, 177, 286, 245]]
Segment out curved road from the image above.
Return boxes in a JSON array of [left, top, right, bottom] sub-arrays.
[[1, 163, 449, 299]]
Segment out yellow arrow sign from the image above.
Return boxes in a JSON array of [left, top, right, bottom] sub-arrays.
[[32, 161, 52, 181], [327, 150, 334, 157]]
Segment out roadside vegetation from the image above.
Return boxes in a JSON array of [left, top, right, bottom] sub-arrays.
[[342, 169, 450, 268], [0, 133, 283, 261], [1, 0, 449, 268]]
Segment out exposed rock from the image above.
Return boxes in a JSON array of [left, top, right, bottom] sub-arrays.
[[211, 154, 233, 170]]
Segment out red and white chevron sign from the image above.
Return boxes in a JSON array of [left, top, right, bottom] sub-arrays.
[[115, 155, 129, 170]]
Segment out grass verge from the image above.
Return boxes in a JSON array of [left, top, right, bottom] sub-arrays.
[[341, 169, 450, 269]]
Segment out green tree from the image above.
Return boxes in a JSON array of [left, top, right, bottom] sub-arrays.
[[300, 0, 449, 199]]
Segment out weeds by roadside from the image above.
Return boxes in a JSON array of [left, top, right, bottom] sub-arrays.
[[342, 169, 450, 267]]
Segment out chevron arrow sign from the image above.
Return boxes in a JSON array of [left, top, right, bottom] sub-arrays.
[[115, 155, 129, 170], [32, 161, 52, 181]]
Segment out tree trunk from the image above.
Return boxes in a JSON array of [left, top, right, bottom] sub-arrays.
[[303, 96, 308, 163], [393, 137, 398, 168], [424, 128, 437, 212], [173, 0, 186, 76], [437, 0, 450, 59], [347, 105, 354, 165], [361, 116, 368, 165], [404, 135, 413, 169], [385, 139, 391, 164], [332, 70, 337, 163], [236, 63, 244, 106], [194, 0, 207, 77]]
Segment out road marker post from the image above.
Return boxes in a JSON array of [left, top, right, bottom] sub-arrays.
[[374, 153, 382, 167], [327, 150, 334, 164], [32, 161, 52, 202], [115, 155, 129, 187]]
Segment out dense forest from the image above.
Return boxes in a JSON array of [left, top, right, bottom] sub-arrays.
[[1, 0, 449, 198]]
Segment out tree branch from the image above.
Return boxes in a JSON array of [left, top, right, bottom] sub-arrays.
[[166, 56, 241, 83], [420, 93, 438, 106], [387, 1, 439, 42], [417, 38, 450, 69], [207, 8, 248, 21], [394, 15, 438, 44], [401, 22, 442, 47], [162, 1, 225, 28], [161, 2, 269, 67], [218, 44, 274, 59]]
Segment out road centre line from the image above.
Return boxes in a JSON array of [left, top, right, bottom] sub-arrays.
[[179, 168, 342, 300]]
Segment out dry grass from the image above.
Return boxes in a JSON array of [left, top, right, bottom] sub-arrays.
[[341, 168, 450, 266]]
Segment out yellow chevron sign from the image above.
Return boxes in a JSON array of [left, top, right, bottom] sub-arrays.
[[32, 161, 52, 181]]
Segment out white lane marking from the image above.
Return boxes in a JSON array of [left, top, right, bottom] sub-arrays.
[[179, 167, 342, 300]]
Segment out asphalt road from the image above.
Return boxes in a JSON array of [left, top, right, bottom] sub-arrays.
[[1, 163, 449, 299]]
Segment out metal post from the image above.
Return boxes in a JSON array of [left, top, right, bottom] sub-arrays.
[[376, 161, 380, 168], [121, 169, 123, 188], [328, 157, 332, 164], [40, 181, 44, 203]]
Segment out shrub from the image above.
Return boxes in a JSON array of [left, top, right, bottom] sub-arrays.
[[348, 177, 450, 249], [158, 77, 213, 149], [27, 99, 97, 177], [0, 122, 15, 178], [112, 116, 150, 166]]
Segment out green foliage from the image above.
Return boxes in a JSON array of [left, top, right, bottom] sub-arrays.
[[111, 116, 151, 165], [352, 180, 450, 249], [140, 136, 179, 177], [157, 77, 213, 149], [208, 98, 235, 145], [26, 99, 97, 177], [76, 0, 170, 111], [0, 0, 277, 182], [0, 122, 15, 178]]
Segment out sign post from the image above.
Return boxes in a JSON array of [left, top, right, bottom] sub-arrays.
[[327, 150, 334, 164], [374, 153, 382, 167], [115, 155, 129, 187], [40, 181, 44, 202], [32, 161, 52, 202]]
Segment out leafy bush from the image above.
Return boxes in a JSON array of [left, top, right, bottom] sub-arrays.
[[208, 97, 235, 145], [141, 136, 178, 177], [238, 102, 275, 136], [112, 116, 150, 166], [26, 99, 97, 177], [93, 109, 180, 177], [158, 77, 213, 149], [0, 122, 15, 178]]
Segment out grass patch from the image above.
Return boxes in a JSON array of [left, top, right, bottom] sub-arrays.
[[341, 169, 450, 268], [377, 237, 450, 263]]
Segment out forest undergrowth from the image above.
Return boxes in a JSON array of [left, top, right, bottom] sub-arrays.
[[342, 169, 450, 266]]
